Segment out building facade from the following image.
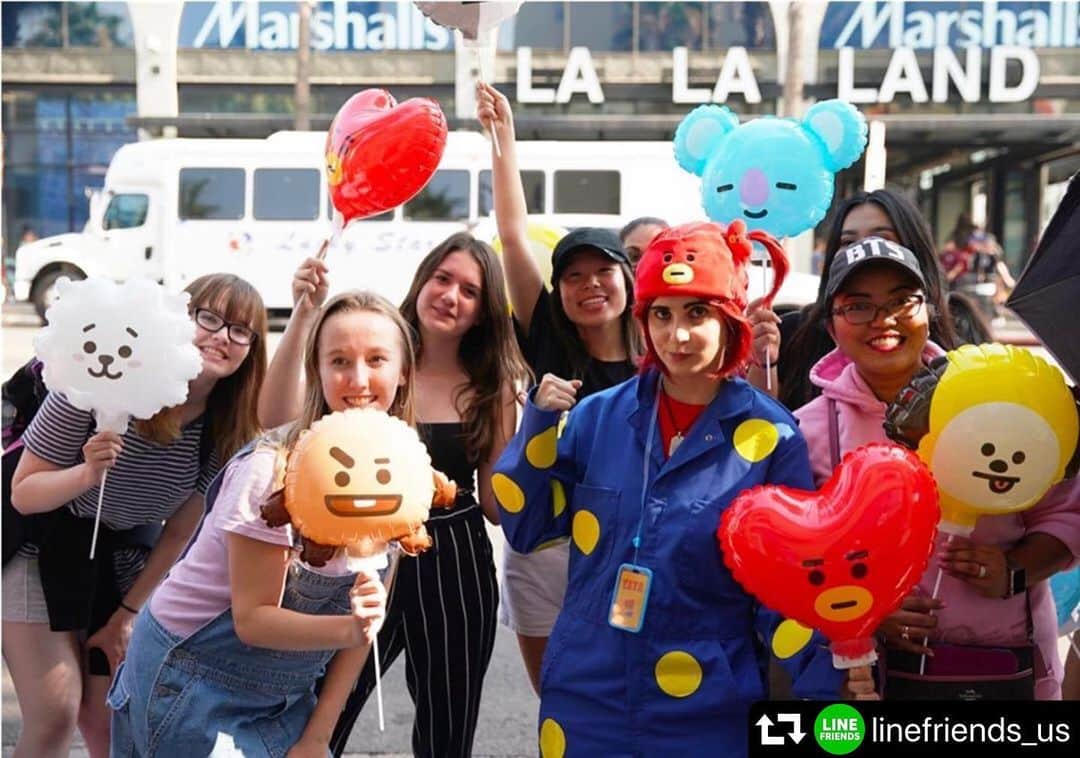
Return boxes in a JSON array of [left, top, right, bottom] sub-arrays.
[[3, 0, 1079, 274]]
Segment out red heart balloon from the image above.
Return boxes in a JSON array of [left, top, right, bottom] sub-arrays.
[[719, 443, 939, 665], [326, 89, 448, 223]]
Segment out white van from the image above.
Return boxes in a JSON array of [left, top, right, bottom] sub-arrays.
[[12, 130, 817, 315]]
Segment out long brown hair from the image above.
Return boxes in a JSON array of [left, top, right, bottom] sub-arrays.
[[135, 274, 267, 461], [400, 232, 531, 464], [286, 291, 417, 451]]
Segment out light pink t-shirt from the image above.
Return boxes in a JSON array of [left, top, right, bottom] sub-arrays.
[[150, 445, 352, 637]]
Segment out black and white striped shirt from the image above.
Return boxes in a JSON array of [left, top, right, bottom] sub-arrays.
[[18, 392, 220, 589]]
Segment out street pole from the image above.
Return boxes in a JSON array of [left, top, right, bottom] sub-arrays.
[[781, 1, 805, 119], [295, 0, 313, 131]]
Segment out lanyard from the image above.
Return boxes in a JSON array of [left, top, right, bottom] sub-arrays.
[[630, 385, 660, 566]]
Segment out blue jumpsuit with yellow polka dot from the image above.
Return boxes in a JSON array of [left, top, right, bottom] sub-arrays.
[[493, 371, 843, 758]]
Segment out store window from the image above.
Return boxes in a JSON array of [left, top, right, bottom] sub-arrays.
[[3, 87, 136, 258], [554, 170, 620, 214], [569, 1, 632, 51], [103, 194, 149, 230], [639, 2, 705, 51], [179, 169, 245, 220], [709, 1, 775, 49], [1, 1, 132, 48], [479, 170, 545, 215], [68, 2, 133, 47], [1, 2, 61, 47], [404, 170, 470, 221], [502, 1, 565, 50], [254, 169, 320, 220]]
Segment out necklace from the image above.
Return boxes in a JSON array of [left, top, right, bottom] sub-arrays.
[[659, 386, 685, 457]]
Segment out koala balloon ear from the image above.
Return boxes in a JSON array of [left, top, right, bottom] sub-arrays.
[[801, 99, 868, 172], [674, 105, 740, 177]]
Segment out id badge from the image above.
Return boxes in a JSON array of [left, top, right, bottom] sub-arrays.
[[608, 563, 653, 633]]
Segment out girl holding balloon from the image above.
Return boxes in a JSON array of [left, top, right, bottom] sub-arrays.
[[477, 80, 647, 696], [107, 290, 406, 756], [4, 273, 267, 757], [493, 222, 866, 756], [793, 238, 1080, 699], [260, 235, 529, 757]]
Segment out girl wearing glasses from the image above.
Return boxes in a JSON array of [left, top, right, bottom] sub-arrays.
[[793, 240, 1079, 700], [4, 273, 267, 757]]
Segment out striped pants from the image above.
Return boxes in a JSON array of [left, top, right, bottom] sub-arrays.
[[329, 507, 499, 758]]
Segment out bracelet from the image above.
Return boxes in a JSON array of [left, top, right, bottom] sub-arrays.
[[119, 600, 140, 614]]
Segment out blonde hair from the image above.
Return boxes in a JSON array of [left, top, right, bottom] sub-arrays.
[[135, 274, 268, 461], [285, 291, 417, 451]]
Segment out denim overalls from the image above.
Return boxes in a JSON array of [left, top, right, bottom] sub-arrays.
[[108, 440, 356, 757], [109, 563, 354, 757]]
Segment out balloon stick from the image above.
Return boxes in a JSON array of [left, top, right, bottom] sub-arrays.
[[89, 469, 108, 560], [763, 262, 772, 391], [919, 534, 950, 675], [474, 46, 501, 158]]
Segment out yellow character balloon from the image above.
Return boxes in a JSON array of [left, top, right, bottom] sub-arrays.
[[491, 223, 567, 292], [282, 408, 455, 559], [918, 344, 1078, 535]]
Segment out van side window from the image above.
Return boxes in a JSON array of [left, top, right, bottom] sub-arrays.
[[179, 168, 245, 220], [404, 170, 469, 221], [103, 194, 149, 230], [479, 170, 544, 215], [554, 170, 620, 214], [254, 169, 319, 220], [328, 195, 392, 221]]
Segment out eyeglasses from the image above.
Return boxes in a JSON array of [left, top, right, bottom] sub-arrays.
[[193, 308, 257, 346], [831, 294, 926, 326]]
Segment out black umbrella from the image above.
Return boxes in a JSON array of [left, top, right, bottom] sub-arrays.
[[1006, 172, 1080, 383]]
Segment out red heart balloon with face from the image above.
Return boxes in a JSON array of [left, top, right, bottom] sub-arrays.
[[719, 443, 939, 665], [326, 89, 448, 223]]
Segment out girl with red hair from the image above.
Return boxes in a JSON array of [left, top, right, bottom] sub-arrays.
[[493, 222, 870, 756]]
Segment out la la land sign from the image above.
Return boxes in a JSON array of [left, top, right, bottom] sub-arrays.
[[517, 44, 1041, 105], [519, 0, 1075, 106]]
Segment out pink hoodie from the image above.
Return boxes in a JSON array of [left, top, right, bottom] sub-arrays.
[[795, 346, 1080, 699]]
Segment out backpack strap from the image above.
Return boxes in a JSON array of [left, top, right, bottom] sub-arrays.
[[827, 397, 841, 470]]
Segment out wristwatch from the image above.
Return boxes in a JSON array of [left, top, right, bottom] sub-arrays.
[[1004, 557, 1027, 598]]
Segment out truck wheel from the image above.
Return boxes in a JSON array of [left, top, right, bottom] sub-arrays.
[[31, 268, 85, 320]]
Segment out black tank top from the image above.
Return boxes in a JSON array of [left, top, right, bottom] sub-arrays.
[[419, 422, 478, 523]]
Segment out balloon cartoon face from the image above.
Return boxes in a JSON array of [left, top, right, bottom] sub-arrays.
[[719, 444, 939, 661], [284, 409, 437, 550], [917, 344, 1078, 533], [325, 89, 448, 223], [674, 100, 867, 238], [33, 277, 201, 433]]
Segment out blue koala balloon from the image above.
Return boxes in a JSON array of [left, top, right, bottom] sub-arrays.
[[674, 100, 868, 239], [1051, 566, 1080, 634]]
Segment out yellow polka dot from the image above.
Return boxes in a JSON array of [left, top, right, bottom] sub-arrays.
[[526, 427, 558, 469], [771, 619, 814, 659], [539, 718, 566, 758], [572, 510, 600, 555], [552, 480, 567, 517], [733, 418, 780, 462], [492, 473, 525, 514], [655, 650, 703, 698]]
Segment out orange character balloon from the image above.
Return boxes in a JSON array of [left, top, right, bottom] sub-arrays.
[[263, 409, 455, 565]]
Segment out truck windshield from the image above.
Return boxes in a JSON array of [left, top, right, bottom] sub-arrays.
[[103, 194, 150, 230]]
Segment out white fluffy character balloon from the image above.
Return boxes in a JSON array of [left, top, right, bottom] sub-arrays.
[[33, 277, 202, 434]]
